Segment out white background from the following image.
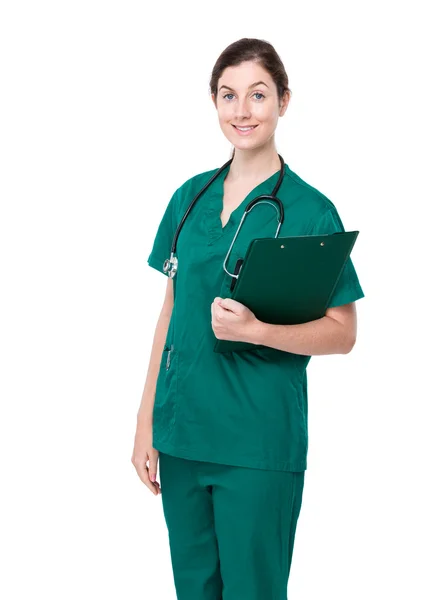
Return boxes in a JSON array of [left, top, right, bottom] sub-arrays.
[[1, 1, 436, 598]]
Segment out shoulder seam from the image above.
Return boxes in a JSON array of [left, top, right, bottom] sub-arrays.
[[307, 206, 336, 235], [284, 168, 337, 209]]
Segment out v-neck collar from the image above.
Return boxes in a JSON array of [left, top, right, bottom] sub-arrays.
[[206, 162, 284, 245]]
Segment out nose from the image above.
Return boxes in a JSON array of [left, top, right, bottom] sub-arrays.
[[233, 97, 251, 120]]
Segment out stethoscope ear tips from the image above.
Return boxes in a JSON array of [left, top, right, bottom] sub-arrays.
[[230, 258, 244, 292]]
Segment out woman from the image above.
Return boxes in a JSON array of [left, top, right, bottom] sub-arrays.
[[132, 38, 364, 600]]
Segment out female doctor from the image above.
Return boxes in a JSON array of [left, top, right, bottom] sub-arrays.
[[132, 38, 365, 600]]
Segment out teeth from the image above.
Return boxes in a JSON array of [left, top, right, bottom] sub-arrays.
[[236, 126, 255, 131]]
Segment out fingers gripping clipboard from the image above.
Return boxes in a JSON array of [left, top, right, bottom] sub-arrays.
[[213, 231, 360, 353]]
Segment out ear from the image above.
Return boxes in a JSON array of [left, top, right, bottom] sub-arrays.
[[211, 93, 217, 109], [279, 90, 291, 117]]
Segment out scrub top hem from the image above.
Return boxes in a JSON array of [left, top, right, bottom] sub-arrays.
[[153, 439, 307, 473]]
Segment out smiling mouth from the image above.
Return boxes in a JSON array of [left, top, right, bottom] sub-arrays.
[[232, 124, 258, 130]]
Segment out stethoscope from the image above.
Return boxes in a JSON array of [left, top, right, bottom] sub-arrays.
[[163, 153, 286, 287]]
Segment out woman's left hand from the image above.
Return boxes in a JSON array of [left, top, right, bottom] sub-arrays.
[[211, 297, 259, 343]]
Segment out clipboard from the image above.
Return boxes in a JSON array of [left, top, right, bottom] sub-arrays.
[[213, 231, 360, 353]]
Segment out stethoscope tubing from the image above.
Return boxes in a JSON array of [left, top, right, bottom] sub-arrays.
[[222, 195, 284, 278], [170, 157, 234, 255], [163, 154, 286, 279]]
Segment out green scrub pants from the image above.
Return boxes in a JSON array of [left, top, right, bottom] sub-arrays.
[[159, 452, 305, 600]]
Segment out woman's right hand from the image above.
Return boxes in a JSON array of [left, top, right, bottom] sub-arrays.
[[131, 418, 161, 496]]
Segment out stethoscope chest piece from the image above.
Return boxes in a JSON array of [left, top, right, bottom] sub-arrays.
[[163, 253, 178, 278]]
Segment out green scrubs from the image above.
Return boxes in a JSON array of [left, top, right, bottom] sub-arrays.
[[147, 162, 364, 598], [147, 161, 365, 472], [158, 451, 305, 600]]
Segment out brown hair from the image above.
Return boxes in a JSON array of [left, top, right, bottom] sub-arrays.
[[209, 38, 291, 157]]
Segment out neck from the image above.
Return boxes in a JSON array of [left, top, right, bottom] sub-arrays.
[[228, 143, 281, 183]]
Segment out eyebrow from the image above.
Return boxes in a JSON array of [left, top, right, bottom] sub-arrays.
[[218, 80, 269, 92]]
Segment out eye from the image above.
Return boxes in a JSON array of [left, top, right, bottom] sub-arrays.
[[222, 92, 265, 101]]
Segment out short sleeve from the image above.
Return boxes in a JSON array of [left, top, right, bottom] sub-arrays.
[[146, 187, 180, 276], [310, 207, 365, 308]]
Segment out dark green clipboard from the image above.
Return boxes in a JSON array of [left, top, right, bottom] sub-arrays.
[[213, 231, 360, 353]]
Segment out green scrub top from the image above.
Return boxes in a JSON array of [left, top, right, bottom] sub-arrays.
[[147, 162, 365, 472]]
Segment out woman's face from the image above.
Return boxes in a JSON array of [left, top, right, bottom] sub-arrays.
[[212, 60, 289, 152]]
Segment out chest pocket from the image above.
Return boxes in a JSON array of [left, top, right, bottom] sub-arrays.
[[152, 344, 179, 444]]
